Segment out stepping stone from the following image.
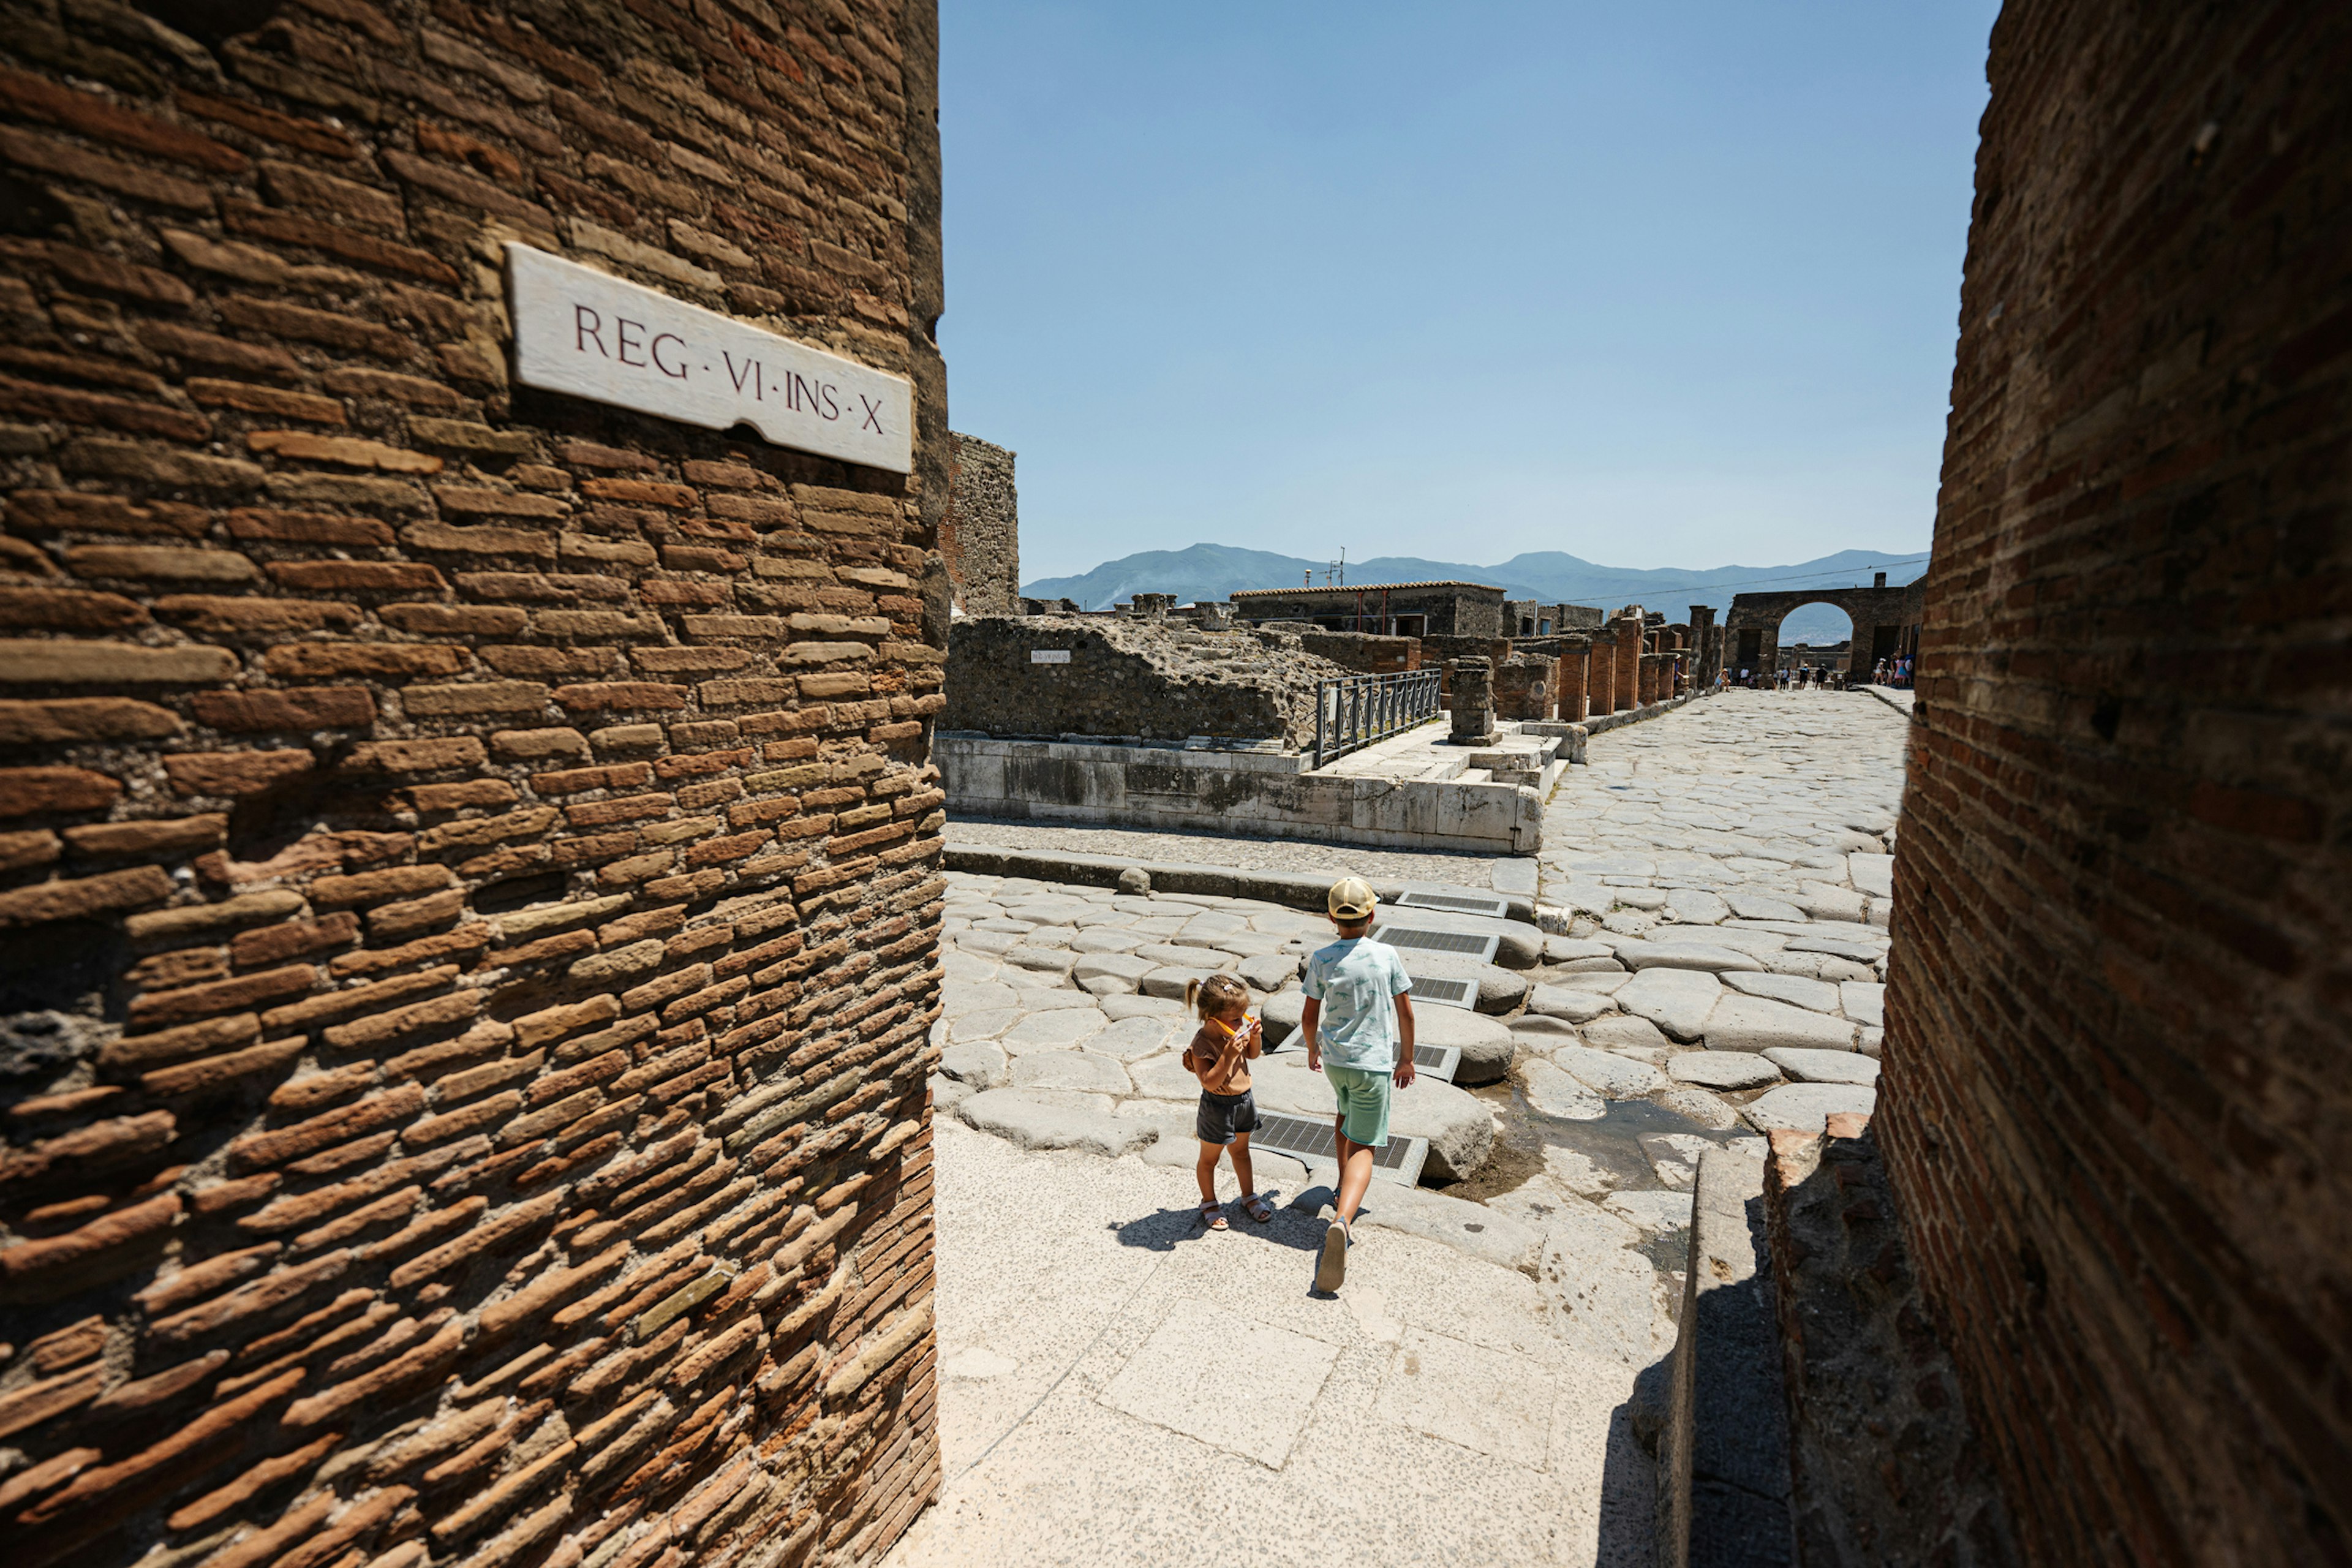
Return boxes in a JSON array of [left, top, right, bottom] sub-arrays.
[[1613, 941, 1762, 974], [1395, 951, 1528, 1015], [1839, 981, 1885, 1026], [1247, 1055, 1494, 1181], [1763, 1047, 1880, 1086], [998, 1008, 1109, 1054], [1090, 1014, 1185, 1061], [1518, 1058, 1605, 1120], [1703, 996, 1856, 1054], [957, 1088, 1157, 1156], [938, 1041, 1009, 1088], [1509, 1015, 1580, 1043], [970, 917, 1038, 934], [1004, 946, 1076, 975], [1656, 1085, 1743, 1131], [1615, 967, 1724, 1042], [1414, 1006, 1517, 1087], [1546, 969, 1630, 993], [1528, 984, 1616, 1023], [942, 979, 1019, 1017], [1667, 1051, 1784, 1090], [1257, 989, 1306, 1045], [1543, 936, 1615, 964], [1552, 1044, 1664, 1098], [1741, 1082, 1877, 1134], [1722, 972, 1841, 1013], [1011, 1050, 1133, 1094]]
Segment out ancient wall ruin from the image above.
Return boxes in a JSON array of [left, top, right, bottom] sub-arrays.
[[938, 432, 1014, 617], [940, 616, 1351, 748], [0, 3, 948, 1566], [1879, 2, 2352, 1563]]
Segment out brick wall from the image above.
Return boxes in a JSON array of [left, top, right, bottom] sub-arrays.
[[1879, 3, 2352, 1564], [938, 432, 1015, 616], [0, 2, 948, 1566], [1608, 609, 1642, 712]]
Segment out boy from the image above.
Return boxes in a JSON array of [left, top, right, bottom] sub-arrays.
[[1300, 876, 1415, 1292]]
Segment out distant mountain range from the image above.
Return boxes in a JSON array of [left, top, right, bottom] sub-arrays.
[[1020, 543, 1926, 644]]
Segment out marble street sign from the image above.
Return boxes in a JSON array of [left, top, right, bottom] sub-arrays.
[[506, 242, 913, 473]]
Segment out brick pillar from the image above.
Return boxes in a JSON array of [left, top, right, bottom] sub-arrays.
[[1875, 3, 2352, 1564], [0, 10, 948, 1568], [1589, 630, 1615, 715], [1610, 609, 1644, 711], [1558, 639, 1589, 721]]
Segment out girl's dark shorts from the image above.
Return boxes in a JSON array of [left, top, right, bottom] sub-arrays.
[[1196, 1088, 1258, 1146]]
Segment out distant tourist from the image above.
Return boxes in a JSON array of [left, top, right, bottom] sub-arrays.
[[1300, 877, 1417, 1292], [1182, 973, 1270, 1229]]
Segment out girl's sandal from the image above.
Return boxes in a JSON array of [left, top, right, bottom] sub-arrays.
[[1240, 1194, 1273, 1224], [1200, 1202, 1228, 1231]]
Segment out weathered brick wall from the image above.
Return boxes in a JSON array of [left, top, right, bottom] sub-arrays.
[[1879, 3, 2352, 1564], [938, 432, 1014, 616], [0, 2, 948, 1566], [1608, 609, 1642, 711]]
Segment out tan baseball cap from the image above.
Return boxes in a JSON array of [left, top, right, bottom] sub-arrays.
[[1327, 876, 1377, 920]]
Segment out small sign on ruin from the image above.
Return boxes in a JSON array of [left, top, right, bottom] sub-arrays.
[[506, 243, 914, 472], [1031, 649, 1071, 663]]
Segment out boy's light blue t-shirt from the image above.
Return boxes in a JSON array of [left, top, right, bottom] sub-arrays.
[[1302, 936, 1412, 1072]]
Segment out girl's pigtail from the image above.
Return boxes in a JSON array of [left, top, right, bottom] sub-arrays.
[[1184, 977, 1202, 1016]]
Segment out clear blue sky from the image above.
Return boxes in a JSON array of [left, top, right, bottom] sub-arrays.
[[937, 2, 1998, 582]]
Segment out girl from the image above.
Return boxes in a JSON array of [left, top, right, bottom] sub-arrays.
[[1182, 973, 1270, 1229]]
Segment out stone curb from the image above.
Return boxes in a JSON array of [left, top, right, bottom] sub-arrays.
[[941, 843, 1539, 925]]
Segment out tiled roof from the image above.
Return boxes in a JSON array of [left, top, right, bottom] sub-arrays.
[[1229, 580, 1504, 598]]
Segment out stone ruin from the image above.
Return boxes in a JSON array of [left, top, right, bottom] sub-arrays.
[[940, 616, 1354, 748]]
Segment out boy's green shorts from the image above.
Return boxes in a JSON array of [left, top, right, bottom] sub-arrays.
[[1324, 1064, 1392, 1147]]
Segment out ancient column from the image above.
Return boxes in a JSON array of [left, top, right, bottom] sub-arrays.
[[1589, 629, 1615, 715], [1558, 638, 1590, 722], [1449, 658, 1498, 744]]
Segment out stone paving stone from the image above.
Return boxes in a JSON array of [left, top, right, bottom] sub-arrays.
[[1723, 971, 1843, 1012], [1011, 1050, 1134, 1094], [1553, 1044, 1667, 1099], [1703, 995, 1859, 1053], [1615, 967, 1725, 1041], [1668, 1051, 1785, 1090], [1741, 1082, 1879, 1134], [1764, 1046, 1883, 1086]]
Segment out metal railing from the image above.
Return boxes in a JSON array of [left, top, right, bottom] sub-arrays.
[[1310, 669, 1442, 768]]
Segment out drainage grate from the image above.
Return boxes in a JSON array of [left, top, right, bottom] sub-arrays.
[[1371, 923, 1500, 963], [1407, 975, 1477, 1010], [1396, 891, 1512, 919], [1250, 1111, 1428, 1186], [1412, 1043, 1462, 1082]]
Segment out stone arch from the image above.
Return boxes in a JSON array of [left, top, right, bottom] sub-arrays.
[[1723, 579, 1926, 682]]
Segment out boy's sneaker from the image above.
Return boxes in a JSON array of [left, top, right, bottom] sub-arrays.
[[1315, 1217, 1349, 1292]]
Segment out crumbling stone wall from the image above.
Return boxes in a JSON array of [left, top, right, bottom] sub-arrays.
[[939, 432, 1016, 617], [1879, 3, 2352, 1564], [1491, 654, 1553, 721], [1291, 628, 1416, 675], [941, 616, 1352, 748], [0, 3, 948, 1566]]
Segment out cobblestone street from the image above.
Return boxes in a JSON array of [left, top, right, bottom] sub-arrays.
[[900, 687, 1911, 1565]]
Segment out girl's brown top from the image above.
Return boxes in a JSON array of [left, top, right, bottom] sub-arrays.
[[1183, 1014, 1261, 1095]]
